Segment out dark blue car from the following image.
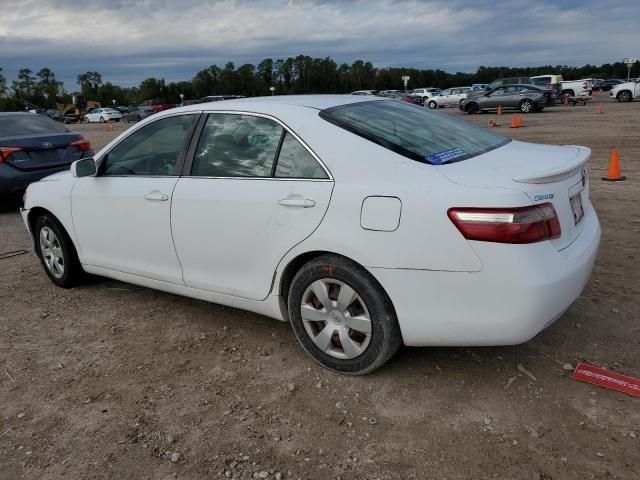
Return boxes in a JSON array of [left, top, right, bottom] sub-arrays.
[[0, 112, 94, 204]]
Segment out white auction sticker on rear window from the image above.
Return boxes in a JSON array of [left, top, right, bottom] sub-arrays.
[[426, 147, 466, 165]]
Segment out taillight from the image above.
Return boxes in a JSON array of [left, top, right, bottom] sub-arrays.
[[448, 203, 561, 244], [0, 146, 23, 163], [70, 138, 92, 152]]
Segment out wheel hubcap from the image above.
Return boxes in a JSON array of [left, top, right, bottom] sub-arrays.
[[39, 226, 64, 278], [300, 279, 372, 360]]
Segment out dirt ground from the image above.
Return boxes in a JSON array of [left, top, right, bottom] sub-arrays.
[[1, 97, 639, 480]]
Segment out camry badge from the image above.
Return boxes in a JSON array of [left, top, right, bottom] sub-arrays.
[[41, 141, 53, 148]]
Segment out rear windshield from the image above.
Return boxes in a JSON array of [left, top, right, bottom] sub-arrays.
[[0, 115, 69, 137], [319, 100, 509, 165]]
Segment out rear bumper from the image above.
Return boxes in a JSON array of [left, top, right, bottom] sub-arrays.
[[0, 163, 71, 197], [369, 204, 600, 347]]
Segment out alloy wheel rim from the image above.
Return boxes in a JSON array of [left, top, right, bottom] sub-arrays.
[[300, 279, 372, 360], [39, 226, 64, 279], [522, 101, 532, 112]]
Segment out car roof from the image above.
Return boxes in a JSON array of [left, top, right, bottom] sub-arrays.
[[166, 95, 380, 115]]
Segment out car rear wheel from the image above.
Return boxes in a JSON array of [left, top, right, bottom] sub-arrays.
[[99, 116, 105, 123], [34, 214, 83, 288], [519, 99, 534, 113], [617, 91, 632, 102], [287, 254, 402, 375], [428, 100, 437, 109]]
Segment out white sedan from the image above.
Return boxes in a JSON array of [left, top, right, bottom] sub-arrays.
[[83, 108, 123, 123], [21, 96, 600, 374]]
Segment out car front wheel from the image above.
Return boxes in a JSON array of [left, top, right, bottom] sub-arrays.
[[287, 255, 402, 375], [617, 91, 632, 102], [465, 102, 479, 114], [34, 213, 83, 288], [428, 100, 437, 109]]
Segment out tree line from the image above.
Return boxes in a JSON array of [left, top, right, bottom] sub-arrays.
[[1, 56, 637, 111]]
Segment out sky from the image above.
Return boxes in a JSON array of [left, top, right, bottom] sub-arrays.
[[1, 0, 638, 89]]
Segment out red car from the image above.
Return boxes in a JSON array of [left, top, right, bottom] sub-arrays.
[[141, 99, 176, 113]]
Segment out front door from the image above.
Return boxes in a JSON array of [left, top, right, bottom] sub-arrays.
[[171, 112, 334, 300], [72, 113, 199, 283]]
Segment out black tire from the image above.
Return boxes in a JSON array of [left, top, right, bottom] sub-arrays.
[[465, 102, 479, 114], [428, 100, 437, 109], [287, 254, 402, 375], [519, 99, 533, 113], [617, 90, 632, 102], [33, 213, 83, 288], [99, 116, 105, 123]]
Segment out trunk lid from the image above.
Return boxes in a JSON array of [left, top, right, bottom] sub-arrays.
[[439, 140, 590, 250], [2, 132, 85, 171]]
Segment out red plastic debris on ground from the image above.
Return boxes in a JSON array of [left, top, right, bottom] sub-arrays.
[[572, 363, 640, 398]]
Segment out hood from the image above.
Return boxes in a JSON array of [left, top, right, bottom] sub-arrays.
[[611, 81, 636, 93], [40, 170, 72, 182]]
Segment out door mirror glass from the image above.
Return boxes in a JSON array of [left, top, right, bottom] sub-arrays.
[[71, 158, 96, 178]]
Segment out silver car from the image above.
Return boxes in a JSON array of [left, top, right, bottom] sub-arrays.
[[461, 85, 546, 114], [427, 87, 472, 109]]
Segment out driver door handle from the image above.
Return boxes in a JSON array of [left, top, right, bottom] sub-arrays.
[[278, 197, 316, 208], [144, 191, 169, 201]]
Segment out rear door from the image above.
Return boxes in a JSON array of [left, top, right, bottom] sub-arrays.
[[171, 112, 334, 300]]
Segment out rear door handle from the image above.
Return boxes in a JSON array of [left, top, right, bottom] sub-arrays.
[[144, 191, 169, 201], [278, 197, 316, 208]]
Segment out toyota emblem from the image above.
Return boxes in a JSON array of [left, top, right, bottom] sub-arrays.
[[41, 141, 53, 148]]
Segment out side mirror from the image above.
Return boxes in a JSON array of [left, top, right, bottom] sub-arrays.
[[71, 158, 97, 178]]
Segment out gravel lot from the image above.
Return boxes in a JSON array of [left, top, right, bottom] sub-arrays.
[[1, 98, 639, 480]]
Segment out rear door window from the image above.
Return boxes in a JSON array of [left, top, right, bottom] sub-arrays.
[[191, 114, 282, 177]]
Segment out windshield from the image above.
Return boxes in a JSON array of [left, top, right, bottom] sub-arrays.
[[0, 115, 69, 137], [319, 100, 509, 165]]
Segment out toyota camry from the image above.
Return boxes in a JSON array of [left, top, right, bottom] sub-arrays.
[[21, 95, 600, 374]]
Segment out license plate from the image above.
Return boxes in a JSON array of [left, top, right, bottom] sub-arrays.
[[570, 193, 584, 225]]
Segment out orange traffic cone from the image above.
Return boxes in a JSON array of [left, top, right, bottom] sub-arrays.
[[596, 103, 604, 114], [602, 148, 626, 181], [488, 119, 501, 128], [517, 113, 525, 128], [510, 114, 518, 128], [496, 105, 503, 116]]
